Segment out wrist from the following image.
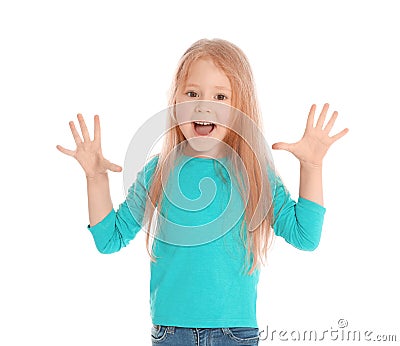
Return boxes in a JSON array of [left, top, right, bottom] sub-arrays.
[[86, 171, 108, 182], [300, 160, 323, 170]]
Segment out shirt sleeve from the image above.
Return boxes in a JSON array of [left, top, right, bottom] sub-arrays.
[[86, 155, 159, 254], [271, 174, 326, 251]]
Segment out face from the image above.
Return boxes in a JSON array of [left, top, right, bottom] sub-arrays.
[[175, 58, 233, 158]]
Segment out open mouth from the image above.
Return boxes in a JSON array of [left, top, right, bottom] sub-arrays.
[[192, 121, 216, 136]]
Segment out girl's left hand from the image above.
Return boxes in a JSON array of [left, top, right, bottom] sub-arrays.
[[272, 103, 349, 167]]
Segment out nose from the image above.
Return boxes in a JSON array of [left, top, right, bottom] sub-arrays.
[[195, 100, 212, 113]]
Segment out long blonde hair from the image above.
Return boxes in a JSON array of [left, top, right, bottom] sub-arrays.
[[143, 38, 274, 275]]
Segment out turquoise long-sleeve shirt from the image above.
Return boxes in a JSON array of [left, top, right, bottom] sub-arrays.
[[87, 154, 325, 328]]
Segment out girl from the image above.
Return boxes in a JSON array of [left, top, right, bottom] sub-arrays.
[[56, 39, 348, 346]]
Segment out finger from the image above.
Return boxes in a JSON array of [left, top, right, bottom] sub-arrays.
[[93, 115, 101, 142], [56, 144, 75, 157], [316, 103, 329, 129], [306, 104, 316, 130], [69, 121, 83, 145], [77, 113, 91, 142], [272, 142, 292, 151], [323, 110, 338, 134], [106, 161, 123, 172], [330, 128, 349, 143]]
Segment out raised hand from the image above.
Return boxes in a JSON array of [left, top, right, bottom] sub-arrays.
[[272, 103, 349, 167], [56, 114, 122, 178]]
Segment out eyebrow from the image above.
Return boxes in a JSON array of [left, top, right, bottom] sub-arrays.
[[185, 83, 232, 92]]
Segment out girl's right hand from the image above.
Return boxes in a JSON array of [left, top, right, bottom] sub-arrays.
[[56, 114, 122, 179]]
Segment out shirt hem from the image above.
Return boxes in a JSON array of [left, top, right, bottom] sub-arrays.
[[151, 316, 258, 328]]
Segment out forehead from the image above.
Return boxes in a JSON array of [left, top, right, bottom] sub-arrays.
[[184, 58, 231, 88]]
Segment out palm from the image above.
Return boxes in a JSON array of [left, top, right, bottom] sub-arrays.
[[56, 114, 122, 178], [272, 104, 348, 166], [74, 135, 105, 176]]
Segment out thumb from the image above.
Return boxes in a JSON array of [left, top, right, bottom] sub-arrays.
[[105, 160, 123, 173], [272, 142, 292, 151]]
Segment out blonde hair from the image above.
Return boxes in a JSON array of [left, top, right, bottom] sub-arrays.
[[143, 38, 274, 275]]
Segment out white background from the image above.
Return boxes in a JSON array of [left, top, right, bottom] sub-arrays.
[[1, 0, 399, 345]]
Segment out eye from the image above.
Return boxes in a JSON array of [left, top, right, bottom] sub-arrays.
[[186, 91, 198, 98], [215, 94, 228, 101]]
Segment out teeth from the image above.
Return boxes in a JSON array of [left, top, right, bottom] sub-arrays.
[[194, 121, 214, 125]]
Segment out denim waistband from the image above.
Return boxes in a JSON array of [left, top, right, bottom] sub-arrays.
[[154, 325, 235, 336]]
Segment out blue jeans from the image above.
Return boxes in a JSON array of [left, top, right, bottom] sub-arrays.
[[151, 325, 260, 345]]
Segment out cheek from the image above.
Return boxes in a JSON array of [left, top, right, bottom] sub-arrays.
[[178, 122, 193, 137], [219, 126, 228, 139], [175, 102, 196, 124], [211, 124, 227, 141], [175, 95, 184, 104]]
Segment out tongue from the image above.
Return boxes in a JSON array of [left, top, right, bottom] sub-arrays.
[[194, 123, 213, 135]]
